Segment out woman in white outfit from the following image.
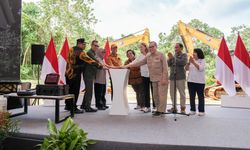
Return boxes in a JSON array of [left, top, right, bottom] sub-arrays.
[[134, 43, 155, 113], [185, 48, 206, 116]]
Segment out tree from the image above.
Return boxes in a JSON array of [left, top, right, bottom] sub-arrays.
[[227, 25, 250, 51], [158, 19, 223, 85], [21, 2, 42, 65], [158, 25, 180, 54], [21, 0, 103, 79]]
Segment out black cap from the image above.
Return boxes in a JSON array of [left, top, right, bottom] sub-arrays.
[[76, 38, 87, 44]]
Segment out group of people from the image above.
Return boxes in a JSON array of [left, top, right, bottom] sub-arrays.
[[123, 42, 205, 117], [65, 39, 104, 113], [65, 38, 206, 117]]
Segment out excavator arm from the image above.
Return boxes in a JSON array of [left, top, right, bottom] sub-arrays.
[[178, 21, 245, 100], [178, 20, 221, 55], [110, 28, 150, 47]]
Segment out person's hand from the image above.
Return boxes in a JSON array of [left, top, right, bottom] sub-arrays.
[[168, 52, 173, 59], [105, 64, 112, 69], [107, 65, 115, 69], [103, 65, 108, 70], [160, 79, 168, 85], [189, 56, 194, 64], [108, 65, 121, 69], [97, 63, 103, 69], [121, 65, 128, 69]]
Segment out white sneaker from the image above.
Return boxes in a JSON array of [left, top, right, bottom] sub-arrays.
[[198, 112, 205, 116], [143, 107, 151, 113], [134, 105, 141, 110], [189, 111, 196, 115], [152, 107, 156, 113]]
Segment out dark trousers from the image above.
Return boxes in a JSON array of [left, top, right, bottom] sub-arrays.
[[65, 75, 81, 109], [187, 82, 205, 112], [132, 83, 145, 107], [94, 83, 106, 108], [143, 77, 150, 108], [150, 80, 156, 108], [82, 75, 95, 109], [143, 77, 155, 108]]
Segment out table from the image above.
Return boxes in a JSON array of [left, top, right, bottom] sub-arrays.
[[109, 69, 130, 115], [4, 93, 75, 123]]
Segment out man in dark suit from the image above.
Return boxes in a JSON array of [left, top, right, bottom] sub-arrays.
[[81, 40, 101, 112], [65, 38, 101, 114], [65, 38, 87, 114]]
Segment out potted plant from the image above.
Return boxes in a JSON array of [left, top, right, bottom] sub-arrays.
[[0, 112, 19, 150], [38, 117, 95, 150]]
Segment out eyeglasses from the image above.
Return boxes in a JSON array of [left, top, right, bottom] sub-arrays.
[[149, 46, 154, 48], [94, 44, 99, 47]]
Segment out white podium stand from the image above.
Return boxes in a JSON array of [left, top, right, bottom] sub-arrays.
[[221, 95, 250, 109], [109, 69, 130, 115]]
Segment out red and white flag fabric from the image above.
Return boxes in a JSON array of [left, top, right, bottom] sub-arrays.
[[234, 34, 250, 96], [104, 38, 110, 63], [40, 37, 59, 83], [215, 37, 236, 96], [58, 37, 69, 84]]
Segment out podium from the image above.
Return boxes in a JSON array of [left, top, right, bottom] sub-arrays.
[[221, 95, 250, 109], [109, 69, 130, 115]]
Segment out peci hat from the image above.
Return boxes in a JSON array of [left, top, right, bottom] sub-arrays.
[[77, 38, 87, 44]]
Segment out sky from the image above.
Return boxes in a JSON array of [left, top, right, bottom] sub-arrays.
[[92, 0, 250, 42], [23, 0, 250, 42]]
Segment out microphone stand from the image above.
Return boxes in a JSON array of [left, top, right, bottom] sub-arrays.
[[165, 54, 189, 121]]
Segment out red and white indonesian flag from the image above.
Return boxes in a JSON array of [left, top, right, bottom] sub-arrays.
[[58, 37, 69, 84], [234, 34, 250, 96], [215, 37, 236, 96], [104, 38, 110, 64], [40, 37, 59, 83]]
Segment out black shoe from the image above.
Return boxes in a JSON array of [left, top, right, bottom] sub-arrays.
[[80, 105, 85, 109], [104, 105, 109, 109], [74, 108, 84, 114], [97, 106, 106, 110], [167, 108, 178, 113], [152, 111, 163, 117], [85, 107, 97, 112], [64, 106, 71, 111]]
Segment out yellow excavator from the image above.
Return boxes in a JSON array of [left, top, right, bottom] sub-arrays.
[[178, 20, 221, 55], [177, 20, 243, 100], [110, 28, 150, 47], [106, 28, 150, 94]]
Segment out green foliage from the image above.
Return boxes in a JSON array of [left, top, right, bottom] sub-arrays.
[[21, 0, 103, 79], [38, 117, 95, 150], [0, 112, 20, 144], [158, 19, 223, 86], [21, 2, 42, 65], [158, 19, 250, 86], [227, 25, 250, 50], [158, 25, 181, 54], [20, 65, 40, 80]]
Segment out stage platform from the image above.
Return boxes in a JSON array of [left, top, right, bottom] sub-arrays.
[[8, 103, 250, 150]]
